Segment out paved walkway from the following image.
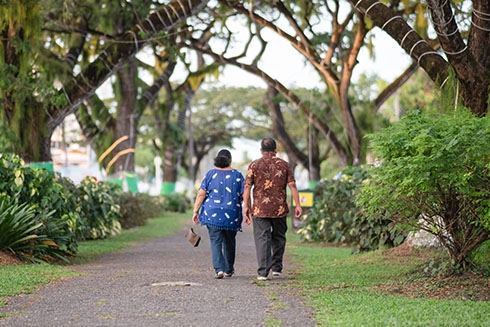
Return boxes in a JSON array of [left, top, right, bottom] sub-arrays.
[[0, 223, 317, 326]]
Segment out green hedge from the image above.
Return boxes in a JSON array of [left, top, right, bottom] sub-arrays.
[[298, 166, 406, 252]]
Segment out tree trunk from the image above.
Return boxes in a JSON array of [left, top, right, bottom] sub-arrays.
[[163, 142, 177, 183], [349, 0, 490, 116], [112, 58, 138, 173]]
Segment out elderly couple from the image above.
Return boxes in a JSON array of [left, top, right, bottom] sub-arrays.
[[192, 137, 303, 280]]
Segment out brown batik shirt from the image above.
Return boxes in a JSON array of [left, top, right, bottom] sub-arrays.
[[245, 152, 296, 218]]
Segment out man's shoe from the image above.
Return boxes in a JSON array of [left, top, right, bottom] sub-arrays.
[[214, 271, 224, 279], [257, 275, 268, 281], [272, 271, 282, 277], [224, 271, 234, 278]]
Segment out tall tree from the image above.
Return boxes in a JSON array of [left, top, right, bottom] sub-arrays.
[[1, 1, 51, 162], [349, 0, 489, 116], [0, 0, 209, 163], [184, 0, 375, 169], [73, 0, 155, 175]]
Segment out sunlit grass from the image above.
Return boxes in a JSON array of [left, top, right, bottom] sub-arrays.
[[287, 233, 489, 327]]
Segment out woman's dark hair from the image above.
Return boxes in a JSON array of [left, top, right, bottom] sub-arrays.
[[214, 149, 232, 168]]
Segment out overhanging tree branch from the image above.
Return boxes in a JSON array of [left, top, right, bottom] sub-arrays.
[[48, 0, 209, 132], [187, 40, 349, 166], [348, 0, 449, 85]]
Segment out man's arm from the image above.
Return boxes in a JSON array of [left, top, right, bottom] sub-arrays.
[[243, 184, 253, 223], [288, 181, 303, 219]]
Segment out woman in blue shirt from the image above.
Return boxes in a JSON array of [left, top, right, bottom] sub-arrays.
[[192, 149, 251, 279]]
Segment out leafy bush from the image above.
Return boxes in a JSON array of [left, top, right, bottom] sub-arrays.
[[73, 177, 121, 240], [298, 166, 406, 252], [137, 193, 166, 218], [0, 154, 26, 196], [0, 154, 79, 260], [468, 240, 490, 275], [116, 193, 166, 229], [116, 193, 148, 229], [0, 197, 73, 263], [19, 168, 80, 253], [162, 192, 191, 213], [357, 109, 490, 269]]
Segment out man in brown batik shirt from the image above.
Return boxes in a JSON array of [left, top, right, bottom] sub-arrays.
[[243, 137, 302, 280]]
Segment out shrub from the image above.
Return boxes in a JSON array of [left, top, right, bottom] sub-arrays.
[[0, 196, 73, 263], [0, 153, 26, 196], [298, 166, 406, 252], [19, 168, 80, 254], [116, 193, 148, 229], [162, 192, 191, 213], [73, 177, 121, 240], [468, 240, 490, 275], [0, 154, 79, 260], [115, 193, 168, 229], [137, 193, 166, 218], [357, 109, 490, 269]]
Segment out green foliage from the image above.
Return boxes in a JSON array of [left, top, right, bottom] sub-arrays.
[[0, 154, 79, 261], [298, 166, 406, 252], [0, 198, 43, 253], [0, 153, 172, 262], [468, 240, 490, 275], [0, 154, 25, 196], [135, 193, 166, 218], [115, 193, 165, 229], [162, 192, 191, 213], [18, 169, 80, 253], [358, 109, 490, 268], [92, 181, 166, 229], [73, 177, 121, 240], [0, 196, 72, 263]]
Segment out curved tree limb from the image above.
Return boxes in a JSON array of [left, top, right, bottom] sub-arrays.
[[348, 0, 449, 85], [48, 0, 209, 132], [187, 40, 349, 166]]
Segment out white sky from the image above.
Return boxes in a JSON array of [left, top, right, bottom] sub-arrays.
[[209, 29, 411, 89]]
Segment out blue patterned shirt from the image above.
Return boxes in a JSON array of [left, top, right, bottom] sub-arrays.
[[198, 168, 245, 231]]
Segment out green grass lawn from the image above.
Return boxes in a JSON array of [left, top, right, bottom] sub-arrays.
[[286, 233, 489, 327]]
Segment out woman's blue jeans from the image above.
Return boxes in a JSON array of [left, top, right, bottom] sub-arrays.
[[206, 226, 237, 274]]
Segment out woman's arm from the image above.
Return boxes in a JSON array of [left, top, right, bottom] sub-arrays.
[[192, 189, 206, 224]]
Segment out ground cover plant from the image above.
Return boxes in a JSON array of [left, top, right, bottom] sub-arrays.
[[287, 232, 489, 327]]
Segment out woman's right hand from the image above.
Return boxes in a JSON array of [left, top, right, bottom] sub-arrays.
[[192, 212, 199, 224]]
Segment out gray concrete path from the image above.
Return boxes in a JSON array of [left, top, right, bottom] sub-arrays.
[[0, 223, 317, 326]]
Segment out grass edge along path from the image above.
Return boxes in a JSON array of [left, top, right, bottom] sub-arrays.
[[0, 211, 190, 312], [286, 234, 489, 327]]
